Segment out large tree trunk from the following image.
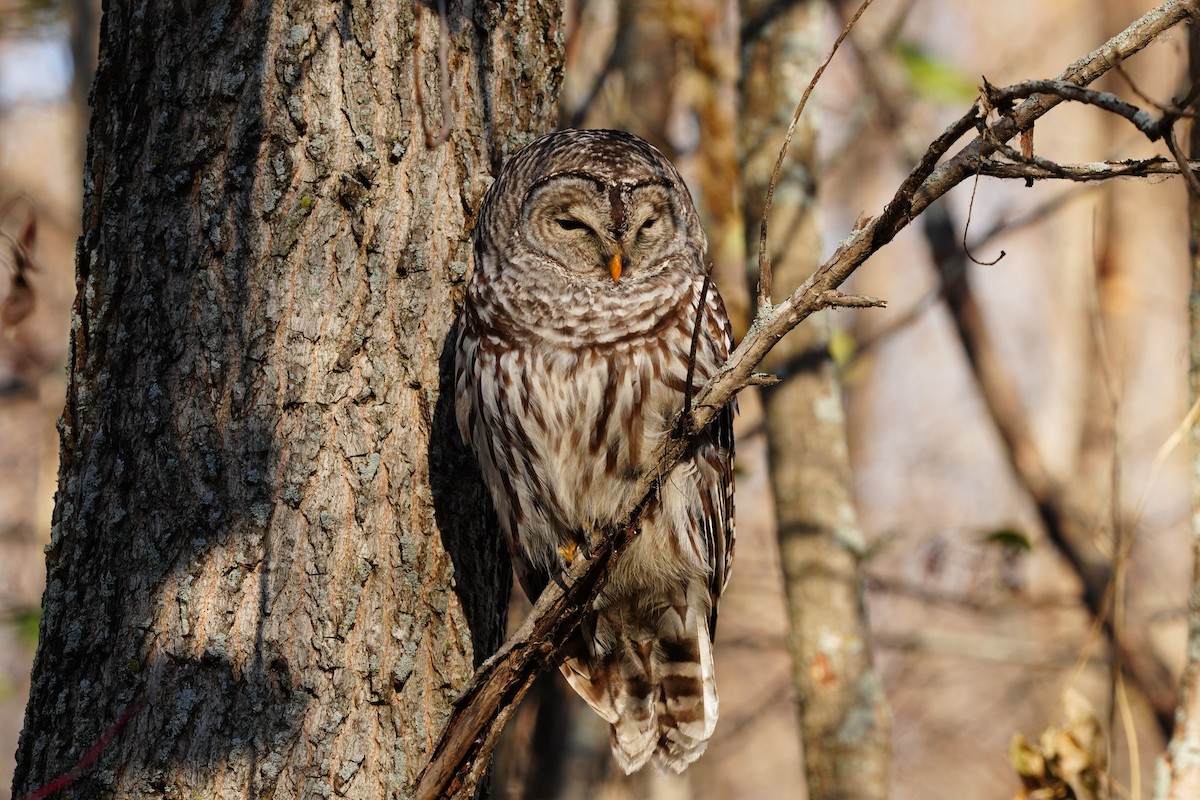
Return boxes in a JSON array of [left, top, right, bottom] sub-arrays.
[[739, 1, 891, 798], [11, 3, 562, 798]]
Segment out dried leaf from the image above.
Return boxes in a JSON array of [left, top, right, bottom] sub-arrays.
[[1020, 128, 1035, 186], [1009, 733, 1046, 780], [1008, 690, 1107, 800]]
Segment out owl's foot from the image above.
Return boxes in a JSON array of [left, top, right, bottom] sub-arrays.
[[557, 540, 582, 567], [551, 567, 572, 590], [550, 541, 583, 590]]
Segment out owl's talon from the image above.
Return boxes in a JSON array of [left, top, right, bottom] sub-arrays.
[[551, 568, 571, 590]]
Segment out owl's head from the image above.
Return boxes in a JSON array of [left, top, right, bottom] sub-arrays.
[[476, 130, 706, 289]]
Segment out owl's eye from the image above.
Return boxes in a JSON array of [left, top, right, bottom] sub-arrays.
[[556, 218, 590, 232], [640, 218, 658, 231]]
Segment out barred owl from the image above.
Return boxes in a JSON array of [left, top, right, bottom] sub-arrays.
[[454, 129, 735, 773]]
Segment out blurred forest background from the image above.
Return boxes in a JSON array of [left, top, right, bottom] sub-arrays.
[[0, 0, 1194, 798]]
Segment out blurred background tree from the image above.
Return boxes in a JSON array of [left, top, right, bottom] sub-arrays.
[[2, 1, 1198, 799]]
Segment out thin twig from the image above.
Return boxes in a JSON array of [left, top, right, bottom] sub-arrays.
[[756, 0, 876, 311], [1113, 58, 1198, 120], [962, 170, 1005, 266], [969, 185, 1095, 250], [1165, 125, 1200, 199], [976, 155, 1200, 182]]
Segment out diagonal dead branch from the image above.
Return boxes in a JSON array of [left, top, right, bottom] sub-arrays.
[[412, 2, 1200, 797]]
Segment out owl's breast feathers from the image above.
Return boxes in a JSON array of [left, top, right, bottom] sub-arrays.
[[456, 272, 733, 589]]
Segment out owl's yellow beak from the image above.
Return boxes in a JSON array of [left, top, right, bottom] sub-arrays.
[[609, 250, 623, 283]]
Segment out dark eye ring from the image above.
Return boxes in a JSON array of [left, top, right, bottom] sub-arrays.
[[556, 218, 589, 232]]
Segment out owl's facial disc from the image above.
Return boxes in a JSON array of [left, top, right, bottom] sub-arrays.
[[523, 175, 683, 287], [523, 176, 625, 284]]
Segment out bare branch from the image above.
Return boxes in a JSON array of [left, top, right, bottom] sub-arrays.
[[414, 518, 644, 800], [977, 155, 1200, 182], [913, 0, 1197, 219], [983, 78, 1162, 140]]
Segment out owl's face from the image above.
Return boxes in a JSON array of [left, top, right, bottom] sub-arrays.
[[520, 174, 684, 287], [470, 130, 708, 342]]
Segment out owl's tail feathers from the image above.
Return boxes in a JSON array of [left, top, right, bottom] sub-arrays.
[[560, 640, 659, 773], [653, 619, 719, 773], [558, 614, 719, 774]]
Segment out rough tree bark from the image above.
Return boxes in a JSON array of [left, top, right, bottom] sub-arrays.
[[10, 2, 562, 799], [739, 1, 891, 798]]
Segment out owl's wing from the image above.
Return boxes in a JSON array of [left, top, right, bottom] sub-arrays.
[[453, 305, 551, 601], [702, 402, 735, 634], [698, 289, 736, 636], [452, 314, 476, 448]]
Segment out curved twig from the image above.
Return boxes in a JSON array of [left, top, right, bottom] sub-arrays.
[[755, 0, 876, 310]]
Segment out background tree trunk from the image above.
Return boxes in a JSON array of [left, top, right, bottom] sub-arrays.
[[739, 1, 892, 798], [1157, 13, 1200, 799], [11, 3, 562, 798]]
